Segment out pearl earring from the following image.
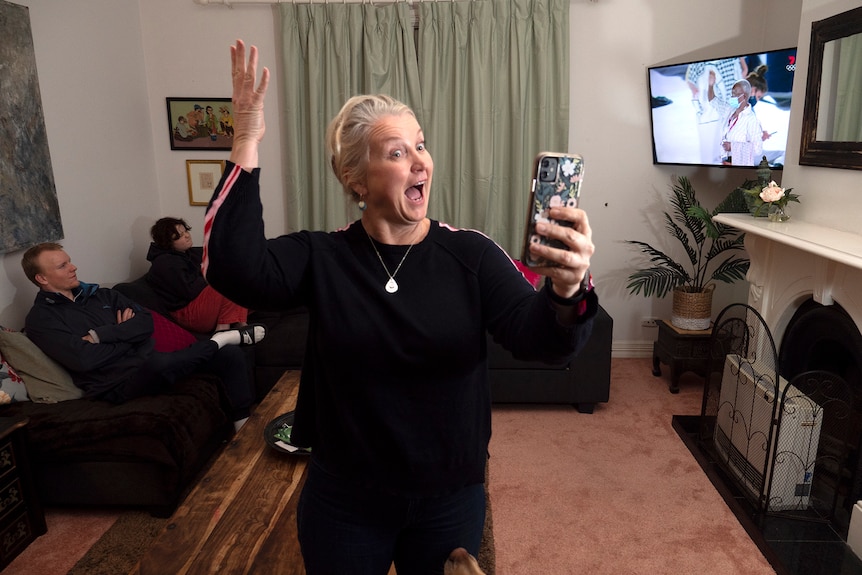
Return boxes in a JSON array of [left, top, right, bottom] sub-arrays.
[[358, 198, 367, 211]]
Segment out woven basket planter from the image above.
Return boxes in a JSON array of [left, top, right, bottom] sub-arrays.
[[671, 285, 714, 331]]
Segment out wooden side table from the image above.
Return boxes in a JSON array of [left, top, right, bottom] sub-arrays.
[[0, 417, 47, 570], [652, 319, 712, 393]]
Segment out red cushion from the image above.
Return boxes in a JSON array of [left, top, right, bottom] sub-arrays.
[[150, 311, 197, 352]]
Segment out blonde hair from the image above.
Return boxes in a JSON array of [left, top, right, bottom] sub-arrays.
[[326, 94, 415, 202]]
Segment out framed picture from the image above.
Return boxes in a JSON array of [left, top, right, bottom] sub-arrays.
[[167, 97, 233, 151], [186, 160, 225, 206]]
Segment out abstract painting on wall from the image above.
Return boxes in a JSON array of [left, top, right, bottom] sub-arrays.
[[0, 0, 63, 254]]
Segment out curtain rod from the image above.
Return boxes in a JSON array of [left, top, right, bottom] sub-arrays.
[[193, 0, 457, 5]]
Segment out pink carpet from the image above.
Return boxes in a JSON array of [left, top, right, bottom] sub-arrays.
[[3, 508, 118, 575], [488, 357, 775, 574], [6, 358, 775, 574]]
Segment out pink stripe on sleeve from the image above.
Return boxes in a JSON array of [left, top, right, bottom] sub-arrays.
[[201, 163, 243, 277]]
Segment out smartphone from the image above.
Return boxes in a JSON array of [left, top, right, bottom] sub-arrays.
[[521, 152, 584, 267]]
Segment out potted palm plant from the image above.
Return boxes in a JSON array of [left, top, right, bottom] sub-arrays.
[[625, 175, 750, 330]]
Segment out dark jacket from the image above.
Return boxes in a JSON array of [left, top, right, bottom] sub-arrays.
[[24, 283, 154, 397], [144, 244, 208, 311]]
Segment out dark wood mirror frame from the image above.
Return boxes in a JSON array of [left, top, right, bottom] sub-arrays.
[[799, 5, 862, 170]]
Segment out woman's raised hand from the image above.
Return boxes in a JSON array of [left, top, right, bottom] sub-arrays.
[[229, 39, 270, 169]]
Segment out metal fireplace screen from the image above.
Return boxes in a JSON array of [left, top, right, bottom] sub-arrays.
[[699, 303, 856, 526]]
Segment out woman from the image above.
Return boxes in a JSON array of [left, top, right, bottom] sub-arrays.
[[746, 65, 774, 143], [145, 217, 248, 333], [203, 40, 596, 575], [709, 77, 763, 166]]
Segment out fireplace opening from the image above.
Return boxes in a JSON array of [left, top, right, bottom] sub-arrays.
[[778, 299, 862, 536]]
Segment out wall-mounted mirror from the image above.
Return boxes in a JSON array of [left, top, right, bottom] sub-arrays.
[[799, 6, 862, 170]]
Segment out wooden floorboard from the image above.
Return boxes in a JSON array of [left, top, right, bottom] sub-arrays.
[[133, 371, 307, 575]]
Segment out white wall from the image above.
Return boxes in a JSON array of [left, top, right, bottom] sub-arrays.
[[0, 0, 282, 329], [0, 0, 158, 328], [569, 0, 801, 354], [137, 0, 286, 240], [4, 0, 858, 357]]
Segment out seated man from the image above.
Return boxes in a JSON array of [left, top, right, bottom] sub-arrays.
[[21, 242, 265, 431]]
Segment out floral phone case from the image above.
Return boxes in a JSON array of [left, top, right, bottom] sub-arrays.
[[521, 152, 584, 267]]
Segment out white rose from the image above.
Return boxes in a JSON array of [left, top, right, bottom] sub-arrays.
[[760, 181, 786, 203]]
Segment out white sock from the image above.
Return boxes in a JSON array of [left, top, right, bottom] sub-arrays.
[[209, 331, 233, 349], [210, 325, 265, 349], [209, 331, 230, 349], [234, 417, 249, 432]]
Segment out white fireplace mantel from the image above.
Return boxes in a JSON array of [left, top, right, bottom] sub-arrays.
[[713, 214, 862, 271], [714, 214, 862, 346]]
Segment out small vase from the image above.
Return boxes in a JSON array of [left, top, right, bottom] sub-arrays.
[[767, 204, 790, 222]]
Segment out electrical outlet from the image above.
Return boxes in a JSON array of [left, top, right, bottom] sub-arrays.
[[641, 317, 658, 328]]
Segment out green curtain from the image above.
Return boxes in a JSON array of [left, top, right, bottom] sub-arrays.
[[832, 32, 862, 142], [417, 0, 569, 255], [279, 3, 421, 232], [278, 0, 570, 253]]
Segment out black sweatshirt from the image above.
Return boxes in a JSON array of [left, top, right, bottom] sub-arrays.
[[203, 163, 597, 496]]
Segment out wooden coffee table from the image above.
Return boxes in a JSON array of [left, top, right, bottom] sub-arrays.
[[132, 371, 308, 575]]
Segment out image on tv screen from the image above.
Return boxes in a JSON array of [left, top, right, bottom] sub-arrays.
[[648, 48, 797, 169]]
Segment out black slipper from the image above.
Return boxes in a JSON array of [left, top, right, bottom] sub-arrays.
[[236, 323, 266, 346]]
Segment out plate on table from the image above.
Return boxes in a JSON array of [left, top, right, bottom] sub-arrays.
[[264, 411, 311, 455]]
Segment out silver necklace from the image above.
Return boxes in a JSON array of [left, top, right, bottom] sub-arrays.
[[367, 233, 414, 293]]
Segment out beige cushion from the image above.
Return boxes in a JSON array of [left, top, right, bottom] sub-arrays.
[[0, 329, 82, 403]]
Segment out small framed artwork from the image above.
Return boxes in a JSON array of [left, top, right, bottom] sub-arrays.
[[167, 97, 233, 151], [186, 160, 225, 206]]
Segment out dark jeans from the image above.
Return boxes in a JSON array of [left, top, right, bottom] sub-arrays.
[[297, 460, 485, 575], [103, 341, 254, 419]]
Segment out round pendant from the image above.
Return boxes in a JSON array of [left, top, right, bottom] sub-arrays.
[[385, 278, 399, 293]]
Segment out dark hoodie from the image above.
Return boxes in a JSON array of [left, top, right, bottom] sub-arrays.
[[144, 244, 208, 311]]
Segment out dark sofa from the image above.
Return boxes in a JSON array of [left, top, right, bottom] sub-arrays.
[[115, 276, 613, 412], [243, 307, 309, 398], [1, 276, 610, 518], [112, 276, 300, 401], [2, 374, 232, 517], [487, 304, 613, 413], [0, 276, 273, 517]]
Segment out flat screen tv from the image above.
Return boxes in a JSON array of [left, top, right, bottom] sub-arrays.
[[648, 47, 797, 169]]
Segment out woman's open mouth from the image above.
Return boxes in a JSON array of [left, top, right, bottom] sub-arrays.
[[405, 182, 425, 202]]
